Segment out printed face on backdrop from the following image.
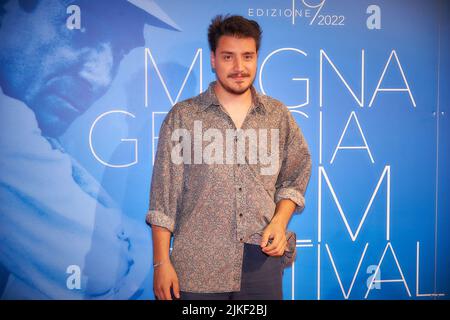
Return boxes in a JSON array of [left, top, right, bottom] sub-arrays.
[[210, 35, 258, 95], [0, 0, 151, 138]]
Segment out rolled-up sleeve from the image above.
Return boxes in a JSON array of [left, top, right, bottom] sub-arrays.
[[146, 107, 184, 233], [275, 111, 312, 214]]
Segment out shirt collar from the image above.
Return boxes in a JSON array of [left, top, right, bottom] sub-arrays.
[[198, 81, 266, 115]]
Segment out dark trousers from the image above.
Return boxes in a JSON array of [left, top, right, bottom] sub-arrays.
[[177, 243, 284, 300]]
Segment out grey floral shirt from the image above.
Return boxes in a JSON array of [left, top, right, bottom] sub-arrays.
[[146, 81, 312, 293]]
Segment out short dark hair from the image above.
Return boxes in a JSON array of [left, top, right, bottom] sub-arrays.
[[207, 14, 262, 53]]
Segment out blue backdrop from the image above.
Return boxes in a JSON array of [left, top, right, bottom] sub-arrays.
[[0, 0, 448, 299]]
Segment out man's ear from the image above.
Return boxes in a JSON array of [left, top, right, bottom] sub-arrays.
[[210, 51, 216, 70]]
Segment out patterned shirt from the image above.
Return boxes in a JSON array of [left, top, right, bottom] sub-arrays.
[[146, 81, 312, 293]]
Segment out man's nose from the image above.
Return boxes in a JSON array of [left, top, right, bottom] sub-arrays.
[[78, 43, 114, 94], [233, 56, 245, 72]]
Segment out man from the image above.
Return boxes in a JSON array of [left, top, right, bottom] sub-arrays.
[[0, 0, 179, 299], [147, 15, 312, 300]]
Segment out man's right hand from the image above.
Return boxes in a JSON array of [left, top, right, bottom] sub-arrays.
[[153, 261, 180, 300]]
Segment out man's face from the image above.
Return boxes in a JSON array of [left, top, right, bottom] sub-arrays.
[[211, 35, 258, 95], [0, 0, 146, 137]]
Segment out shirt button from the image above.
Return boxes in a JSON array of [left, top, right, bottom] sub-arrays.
[[240, 238, 244, 242], [238, 187, 242, 191], [239, 213, 243, 217]]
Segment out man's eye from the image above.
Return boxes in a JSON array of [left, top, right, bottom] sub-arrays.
[[223, 55, 231, 61], [244, 55, 253, 60]]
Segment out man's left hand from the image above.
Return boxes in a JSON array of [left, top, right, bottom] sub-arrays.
[[260, 222, 287, 257]]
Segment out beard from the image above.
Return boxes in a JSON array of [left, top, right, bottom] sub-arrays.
[[217, 72, 255, 95]]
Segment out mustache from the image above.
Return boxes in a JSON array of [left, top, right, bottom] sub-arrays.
[[228, 73, 250, 78]]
